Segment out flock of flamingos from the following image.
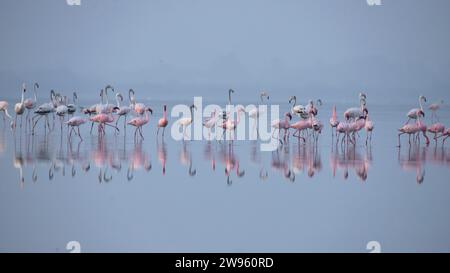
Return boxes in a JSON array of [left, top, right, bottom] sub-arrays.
[[0, 83, 448, 147]]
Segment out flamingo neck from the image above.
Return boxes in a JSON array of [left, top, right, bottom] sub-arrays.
[[163, 106, 167, 119], [33, 87, 37, 102], [116, 96, 121, 107], [20, 89, 25, 103], [419, 97, 424, 111]]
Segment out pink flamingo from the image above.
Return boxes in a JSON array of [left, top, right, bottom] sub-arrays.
[[90, 113, 119, 136], [428, 100, 443, 122], [427, 123, 445, 143], [435, 128, 450, 145], [364, 114, 374, 145], [65, 117, 86, 140], [157, 139, 167, 175], [329, 105, 339, 137], [398, 121, 429, 147], [128, 107, 153, 141], [290, 119, 311, 142], [0, 100, 12, 124], [336, 121, 353, 145], [24, 83, 39, 127], [157, 105, 169, 137], [221, 106, 245, 140], [271, 112, 292, 142]]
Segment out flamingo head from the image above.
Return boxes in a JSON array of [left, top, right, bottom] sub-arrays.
[[359, 92, 367, 100], [229, 89, 235, 94], [418, 109, 425, 118], [362, 108, 369, 119], [260, 91, 269, 101], [286, 112, 292, 120], [316, 99, 322, 106], [419, 95, 427, 103], [288, 96, 296, 104], [163, 105, 167, 111], [146, 107, 153, 115], [113, 106, 120, 113], [34, 83, 39, 89]]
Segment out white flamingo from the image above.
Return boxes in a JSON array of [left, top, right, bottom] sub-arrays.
[[177, 104, 197, 139], [405, 95, 427, 124]]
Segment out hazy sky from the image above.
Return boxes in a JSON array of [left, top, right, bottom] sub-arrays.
[[1, 0, 449, 104]]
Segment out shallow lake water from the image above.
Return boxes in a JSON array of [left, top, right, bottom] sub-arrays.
[[0, 99, 449, 253]]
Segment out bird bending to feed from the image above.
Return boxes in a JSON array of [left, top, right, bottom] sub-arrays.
[[272, 112, 292, 143], [66, 117, 86, 141], [398, 120, 429, 147], [427, 123, 445, 143], [157, 105, 169, 137]]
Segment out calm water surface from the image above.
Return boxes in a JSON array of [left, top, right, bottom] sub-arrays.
[[0, 100, 449, 252]]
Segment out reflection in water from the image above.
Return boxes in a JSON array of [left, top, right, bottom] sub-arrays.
[[179, 142, 196, 177], [398, 145, 426, 184], [218, 143, 244, 185], [397, 144, 450, 184], [3, 127, 450, 189], [330, 144, 372, 181]]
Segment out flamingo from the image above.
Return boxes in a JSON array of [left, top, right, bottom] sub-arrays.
[[13, 83, 27, 129], [344, 96, 367, 121], [90, 113, 119, 136], [427, 122, 445, 143], [435, 128, 450, 146], [289, 96, 307, 118], [364, 113, 374, 145], [157, 105, 169, 137], [96, 86, 116, 114], [248, 91, 269, 137], [113, 93, 132, 130], [128, 107, 153, 141], [203, 109, 219, 139], [398, 120, 429, 147], [221, 106, 245, 140], [290, 119, 311, 142], [32, 90, 56, 135], [271, 112, 292, 142], [0, 101, 12, 124], [65, 117, 86, 141], [129, 89, 146, 116], [329, 105, 339, 136], [177, 104, 196, 139], [428, 100, 444, 122], [56, 95, 69, 131], [24, 82, 39, 127], [306, 99, 322, 117], [67, 92, 78, 116], [336, 121, 352, 145], [405, 95, 426, 124]]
